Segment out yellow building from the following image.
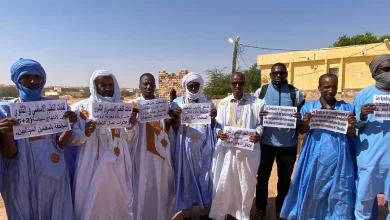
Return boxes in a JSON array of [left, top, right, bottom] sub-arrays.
[[257, 40, 390, 92]]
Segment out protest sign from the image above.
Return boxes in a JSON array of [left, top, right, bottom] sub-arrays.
[[180, 103, 211, 124], [10, 99, 71, 140], [137, 99, 169, 123], [310, 109, 349, 134], [91, 102, 133, 128], [263, 105, 297, 129], [222, 126, 256, 151], [374, 95, 390, 120]]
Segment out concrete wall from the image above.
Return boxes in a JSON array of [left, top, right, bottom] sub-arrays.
[[158, 70, 188, 100], [257, 41, 390, 92]]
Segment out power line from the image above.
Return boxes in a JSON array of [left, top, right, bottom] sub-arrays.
[[237, 44, 251, 68], [239, 44, 303, 52]]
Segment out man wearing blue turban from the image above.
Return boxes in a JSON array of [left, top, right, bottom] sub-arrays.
[[0, 58, 77, 219]]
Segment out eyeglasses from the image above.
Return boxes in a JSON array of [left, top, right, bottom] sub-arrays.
[[231, 82, 245, 86], [187, 83, 200, 89], [377, 67, 390, 72], [271, 71, 287, 76]]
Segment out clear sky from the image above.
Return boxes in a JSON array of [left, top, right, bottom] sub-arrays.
[[0, 0, 388, 88]]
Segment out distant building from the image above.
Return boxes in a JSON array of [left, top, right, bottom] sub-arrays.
[[44, 91, 60, 99], [125, 88, 137, 93]]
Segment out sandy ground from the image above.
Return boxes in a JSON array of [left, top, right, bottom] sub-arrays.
[[0, 198, 5, 220], [0, 97, 387, 219], [0, 162, 388, 220], [171, 160, 388, 220]]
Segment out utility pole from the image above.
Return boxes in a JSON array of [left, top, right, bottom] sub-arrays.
[[230, 36, 240, 73]]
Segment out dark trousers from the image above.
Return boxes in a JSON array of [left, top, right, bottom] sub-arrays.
[[256, 143, 297, 213]]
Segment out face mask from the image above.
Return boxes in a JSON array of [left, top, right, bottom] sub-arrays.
[[19, 86, 42, 102], [374, 71, 390, 90], [185, 89, 201, 100]]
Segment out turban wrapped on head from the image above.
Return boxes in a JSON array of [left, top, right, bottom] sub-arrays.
[[10, 58, 46, 102], [89, 69, 121, 103], [369, 54, 390, 90], [370, 54, 390, 76], [181, 72, 205, 101]]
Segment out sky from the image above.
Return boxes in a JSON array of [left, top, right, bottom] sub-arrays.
[[0, 0, 389, 88]]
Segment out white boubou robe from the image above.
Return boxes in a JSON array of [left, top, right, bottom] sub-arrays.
[[209, 94, 264, 220], [130, 96, 175, 220], [70, 99, 137, 220]]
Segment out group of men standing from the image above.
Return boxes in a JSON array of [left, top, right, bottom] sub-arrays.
[[0, 54, 389, 220]]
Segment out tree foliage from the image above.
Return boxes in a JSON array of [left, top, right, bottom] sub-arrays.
[[243, 63, 261, 94], [0, 86, 18, 98], [203, 67, 231, 97], [81, 87, 90, 98], [203, 64, 261, 97], [332, 32, 390, 47]]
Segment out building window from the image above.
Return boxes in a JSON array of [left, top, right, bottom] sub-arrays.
[[329, 68, 339, 77]]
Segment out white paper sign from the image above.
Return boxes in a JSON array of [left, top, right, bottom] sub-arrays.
[[222, 126, 256, 151], [137, 99, 169, 123], [9, 99, 71, 140], [310, 109, 350, 134], [91, 102, 133, 128], [373, 95, 390, 120], [180, 103, 211, 124], [263, 105, 297, 129]]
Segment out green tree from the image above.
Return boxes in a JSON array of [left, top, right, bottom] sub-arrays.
[[0, 86, 19, 98], [203, 64, 261, 97], [379, 34, 390, 42], [332, 32, 390, 47], [203, 67, 231, 97], [243, 63, 261, 93]]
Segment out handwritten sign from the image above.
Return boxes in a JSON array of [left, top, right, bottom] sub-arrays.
[[374, 95, 390, 120], [222, 126, 256, 151], [91, 102, 133, 128], [263, 105, 297, 129], [9, 99, 71, 140], [137, 99, 169, 123], [310, 109, 349, 134], [180, 103, 211, 124]]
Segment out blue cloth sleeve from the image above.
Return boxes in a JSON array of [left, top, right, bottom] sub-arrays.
[[354, 92, 368, 129]]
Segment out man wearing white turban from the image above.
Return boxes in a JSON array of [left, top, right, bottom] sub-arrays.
[[353, 54, 390, 219], [70, 70, 138, 220], [170, 72, 217, 220]]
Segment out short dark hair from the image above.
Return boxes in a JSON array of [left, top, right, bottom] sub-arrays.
[[139, 73, 155, 84], [318, 73, 338, 86], [271, 63, 287, 71]]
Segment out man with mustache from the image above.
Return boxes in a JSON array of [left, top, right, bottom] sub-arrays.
[[209, 72, 263, 220], [71, 70, 138, 220], [280, 73, 356, 219], [254, 63, 304, 219], [130, 73, 175, 220], [0, 58, 77, 219]]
